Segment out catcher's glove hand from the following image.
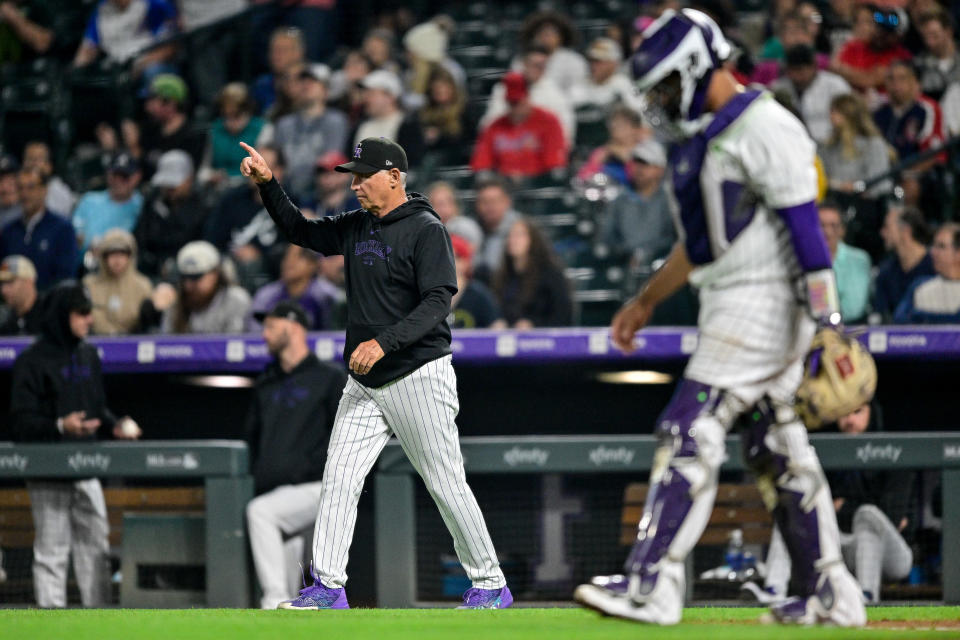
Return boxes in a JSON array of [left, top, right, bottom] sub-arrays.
[[795, 328, 877, 430]]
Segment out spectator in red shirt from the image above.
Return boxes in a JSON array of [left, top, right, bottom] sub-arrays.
[[470, 72, 568, 180], [832, 5, 911, 93]]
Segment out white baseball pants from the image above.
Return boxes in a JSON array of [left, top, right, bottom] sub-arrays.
[[311, 355, 505, 590]]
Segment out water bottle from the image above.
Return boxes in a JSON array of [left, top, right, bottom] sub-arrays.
[[724, 529, 744, 580]]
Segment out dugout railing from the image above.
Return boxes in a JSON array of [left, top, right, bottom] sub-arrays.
[[0, 440, 253, 607], [374, 433, 960, 607]]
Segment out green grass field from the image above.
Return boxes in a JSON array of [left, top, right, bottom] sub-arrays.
[[3, 606, 959, 640]]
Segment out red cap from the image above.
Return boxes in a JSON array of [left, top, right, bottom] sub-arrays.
[[450, 234, 474, 260], [316, 150, 349, 172], [503, 72, 529, 104]]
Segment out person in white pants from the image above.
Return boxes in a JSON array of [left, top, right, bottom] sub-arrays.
[[10, 283, 141, 608], [241, 137, 512, 610], [244, 300, 346, 608]]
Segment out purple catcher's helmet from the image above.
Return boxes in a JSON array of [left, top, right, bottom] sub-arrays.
[[630, 9, 731, 139]]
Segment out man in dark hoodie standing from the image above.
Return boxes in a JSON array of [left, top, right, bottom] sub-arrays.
[[9, 283, 141, 608], [240, 137, 512, 610], [245, 300, 346, 609]]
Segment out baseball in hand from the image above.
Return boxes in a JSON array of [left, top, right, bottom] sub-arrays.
[[117, 417, 141, 438]]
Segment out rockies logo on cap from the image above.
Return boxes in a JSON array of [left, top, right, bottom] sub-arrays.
[[336, 137, 409, 174]]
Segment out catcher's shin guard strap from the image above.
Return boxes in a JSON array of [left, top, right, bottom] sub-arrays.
[[764, 420, 844, 597]]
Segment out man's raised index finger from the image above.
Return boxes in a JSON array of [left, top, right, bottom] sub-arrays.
[[239, 141, 261, 160]]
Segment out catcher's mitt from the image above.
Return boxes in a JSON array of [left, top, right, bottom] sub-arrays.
[[795, 328, 877, 429]]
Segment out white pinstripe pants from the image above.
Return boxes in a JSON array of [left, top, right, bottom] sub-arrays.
[[27, 479, 110, 608], [311, 355, 505, 590]]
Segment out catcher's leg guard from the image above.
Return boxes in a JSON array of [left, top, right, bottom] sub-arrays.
[[575, 380, 737, 625], [743, 401, 865, 627]]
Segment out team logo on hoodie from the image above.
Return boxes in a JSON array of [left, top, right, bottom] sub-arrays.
[[354, 239, 392, 266]]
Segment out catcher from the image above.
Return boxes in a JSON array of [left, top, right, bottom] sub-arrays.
[[574, 9, 872, 627]]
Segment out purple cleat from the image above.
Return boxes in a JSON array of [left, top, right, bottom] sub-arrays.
[[457, 586, 514, 609], [277, 578, 349, 610]]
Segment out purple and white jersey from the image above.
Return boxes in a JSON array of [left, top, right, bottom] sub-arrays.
[[667, 91, 818, 290]]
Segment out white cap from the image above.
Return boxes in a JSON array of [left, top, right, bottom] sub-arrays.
[[587, 37, 623, 63], [300, 63, 331, 84], [360, 69, 403, 98], [177, 240, 220, 276], [403, 21, 448, 63], [631, 139, 667, 168], [151, 149, 194, 188]]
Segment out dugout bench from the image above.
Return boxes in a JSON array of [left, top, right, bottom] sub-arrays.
[[374, 433, 960, 607], [0, 440, 253, 607]]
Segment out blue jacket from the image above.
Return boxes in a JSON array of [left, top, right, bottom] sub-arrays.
[[0, 211, 78, 290], [893, 275, 960, 324]]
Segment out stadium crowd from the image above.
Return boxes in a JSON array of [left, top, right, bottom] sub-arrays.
[[0, 0, 958, 334]]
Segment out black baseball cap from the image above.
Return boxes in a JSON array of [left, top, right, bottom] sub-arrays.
[[108, 151, 139, 176], [336, 137, 408, 174], [254, 300, 309, 328], [0, 154, 19, 176]]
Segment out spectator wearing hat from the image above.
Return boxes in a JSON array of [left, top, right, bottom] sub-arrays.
[[895, 223, 960, 324], [402, 19, 466, 109], [83, 229, 153, 335], [771, 45, 851, 144], [0, 0, 55, 65], [135, 150, 209, 280], [72, 152, 144, 256], [471, 72, 568, 180], [270, 64, 349, 204], [600, 140, 675, 270], [570, 38, 642, 113], [21, 141, 75, 217], [252, 27, 307, 117], [307, 151, 360, 218], [351, 69, 425, 167], [832, 5, 911, 93], [0, 255, 41, 335], [159, 240, 250, 334], [73, 0, 177, 78], [482, 47, 575, 146], [249, 244, 343, 332], [873, 205, 935, 322], [449, 235, 501, 330], [0, 167, 77, 290], [0, 154, 22, 229], [132, 73, 208, 175], [245, 300, 346, 609], [201, 83, 267, 186], [516, 10, 588, 95], [10, 282, 141, 608], [426, 181, 483, 251]]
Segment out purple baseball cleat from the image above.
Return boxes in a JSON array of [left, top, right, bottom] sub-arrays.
[[457, 586, 514, 609], [277, 579, 349, 610]]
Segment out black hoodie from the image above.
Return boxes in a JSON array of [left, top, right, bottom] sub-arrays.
[[258, 178, 457, 387], [9, 284, 116, 442], [244, 353, 346, 495]]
